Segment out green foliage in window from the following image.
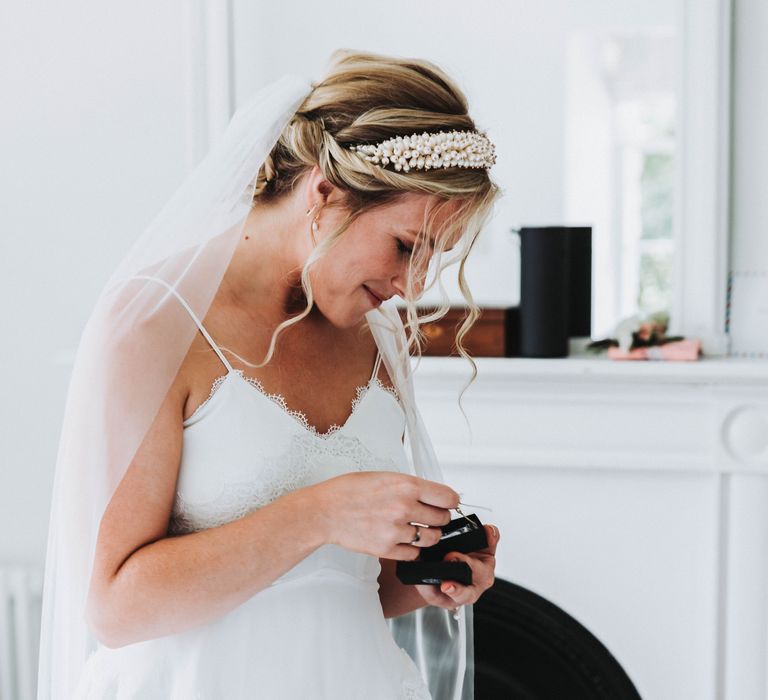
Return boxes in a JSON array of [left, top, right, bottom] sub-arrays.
[[640, 153, 673, 240], [638, 252, 672, 313]]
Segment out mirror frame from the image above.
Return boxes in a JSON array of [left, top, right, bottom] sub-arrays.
[[674, 0, 732, 355], [188, 0, 733, 356]]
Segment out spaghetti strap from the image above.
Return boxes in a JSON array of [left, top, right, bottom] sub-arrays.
[[128, 275, 234, 374], [370, 349, 383, 383]]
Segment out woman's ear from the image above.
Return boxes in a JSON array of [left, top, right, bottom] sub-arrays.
[[304, 165, 338, 210], [318, 179, 336, 201]]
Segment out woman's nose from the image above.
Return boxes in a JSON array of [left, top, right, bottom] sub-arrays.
[[391, 278, 406, 298], [391, 273, 425, 300]]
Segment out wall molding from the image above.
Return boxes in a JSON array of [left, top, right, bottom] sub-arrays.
[[413, 357, 768, 475], [674, 0, 733, 355], [182, 0, 236, 173]]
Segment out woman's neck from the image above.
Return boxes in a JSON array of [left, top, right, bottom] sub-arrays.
[[219, 197, 316, 323]]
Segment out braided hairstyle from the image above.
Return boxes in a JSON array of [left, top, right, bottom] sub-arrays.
[[245, 50, 500, 410], [254, 50, 490, 202]]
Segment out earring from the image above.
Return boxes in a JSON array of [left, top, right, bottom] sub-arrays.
[[306, 204, 320, 244], [310, 216, 319, 245]]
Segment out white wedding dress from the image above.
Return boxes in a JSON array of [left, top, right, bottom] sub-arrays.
[[73, 297, 433, 699]]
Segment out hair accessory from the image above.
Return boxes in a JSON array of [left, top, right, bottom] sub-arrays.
[[349, 129, 496, 172]]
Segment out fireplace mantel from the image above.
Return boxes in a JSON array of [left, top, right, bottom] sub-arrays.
[[411, 355, 768, 385], [410, 356, 768, 700]]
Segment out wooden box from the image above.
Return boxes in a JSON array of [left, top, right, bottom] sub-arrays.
[[396, 306, 520, 357]]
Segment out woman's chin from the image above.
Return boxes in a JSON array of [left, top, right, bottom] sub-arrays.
[[315, 304, 365, 330]]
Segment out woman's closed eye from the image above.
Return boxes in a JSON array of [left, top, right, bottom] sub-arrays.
[[396, 239, 413, 255]]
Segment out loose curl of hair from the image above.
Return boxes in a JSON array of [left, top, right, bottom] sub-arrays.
[[223, 49, 500, 415]]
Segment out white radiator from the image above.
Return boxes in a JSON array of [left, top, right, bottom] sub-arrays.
[[0, 566, 42, 700]]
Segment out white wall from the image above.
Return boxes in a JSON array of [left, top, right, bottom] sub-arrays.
[[0, 1, 192, 564], [0, 0, 764, 570]]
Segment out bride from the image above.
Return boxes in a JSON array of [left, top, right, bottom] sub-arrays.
[[37, 50, 501, 699]]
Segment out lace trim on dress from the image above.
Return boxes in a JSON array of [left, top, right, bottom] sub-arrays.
[[238, 370, 400, 439], [185, 368, 401, 436]]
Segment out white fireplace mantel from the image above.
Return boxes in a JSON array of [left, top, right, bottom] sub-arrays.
[[411, 355, 768, 700], [411, 354, 768, 387]]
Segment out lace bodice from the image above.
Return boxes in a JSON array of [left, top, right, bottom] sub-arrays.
[[169, 368, 408, 538]]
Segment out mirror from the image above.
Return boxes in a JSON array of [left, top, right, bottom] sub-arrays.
[[232, 0, 688, 339]]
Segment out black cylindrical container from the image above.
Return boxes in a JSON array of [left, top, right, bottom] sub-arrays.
[[519, 227, 570, 357], [567, 226, 592, 339]]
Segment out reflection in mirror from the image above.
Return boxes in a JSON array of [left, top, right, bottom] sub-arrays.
[[565, 29, 676, 336], [233, 0, 686, 341]]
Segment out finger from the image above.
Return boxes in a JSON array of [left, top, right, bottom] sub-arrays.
[[397, 522, 442, 548], [444, 551, 494, 592], [439, 579, 478, 607], [415, 584, 463, 609], [440, 579, 463, 597], [477, 524, 499, 556], [444, 551, 477, 578], [415, 477, 460, 510], [405, 502, 453, 528], [390, 543, 423, 561]]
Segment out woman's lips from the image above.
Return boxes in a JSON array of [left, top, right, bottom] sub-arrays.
[[363, 285, 382, 307]]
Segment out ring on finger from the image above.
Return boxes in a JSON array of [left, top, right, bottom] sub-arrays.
[[410, 524, 420, 544], [408, 521, 430, 546]]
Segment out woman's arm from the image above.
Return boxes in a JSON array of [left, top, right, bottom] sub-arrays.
[[85, 371, 331, 649], [88, 483, 330, 649], [377, 557, 430, 618]]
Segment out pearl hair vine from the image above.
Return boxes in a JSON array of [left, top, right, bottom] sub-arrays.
[[348, 129, 496, 172]]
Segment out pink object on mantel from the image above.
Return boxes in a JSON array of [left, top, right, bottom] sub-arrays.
[[607, 339, 703, 361]]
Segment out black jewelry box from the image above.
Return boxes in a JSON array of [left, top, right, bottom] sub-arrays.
[[395, 514, 488, 586]]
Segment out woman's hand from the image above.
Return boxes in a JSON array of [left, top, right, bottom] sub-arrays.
[[310, 471, 458, 560], [414, 524, 499, 609]]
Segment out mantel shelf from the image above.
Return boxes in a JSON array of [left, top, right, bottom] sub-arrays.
[[410, 354, 768, 385]]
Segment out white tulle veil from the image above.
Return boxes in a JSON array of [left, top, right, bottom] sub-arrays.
[[36, 72, 473, 700]]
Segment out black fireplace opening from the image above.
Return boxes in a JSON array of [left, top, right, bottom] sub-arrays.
[[474, 579, 642, 700]]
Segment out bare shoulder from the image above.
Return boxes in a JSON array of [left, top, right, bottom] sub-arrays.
[[175, 330, 233, 422]]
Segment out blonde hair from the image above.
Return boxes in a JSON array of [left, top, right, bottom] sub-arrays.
[[226, 49, 500, 410]]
